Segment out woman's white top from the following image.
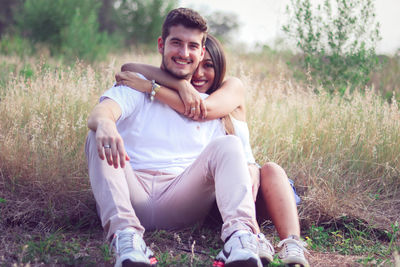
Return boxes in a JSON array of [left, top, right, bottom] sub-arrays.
[[231, 116, 256, 164]]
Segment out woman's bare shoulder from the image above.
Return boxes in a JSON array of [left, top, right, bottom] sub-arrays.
[[220, 76, 245, 95]]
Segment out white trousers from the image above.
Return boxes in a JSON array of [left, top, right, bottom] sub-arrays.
[[85, 131, 259, 241]]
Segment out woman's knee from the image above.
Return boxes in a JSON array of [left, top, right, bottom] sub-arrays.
[[260, 162, 287, 181]]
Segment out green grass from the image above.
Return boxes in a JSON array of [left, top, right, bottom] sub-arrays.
[[20, 233, 94, 265], [2, 223, 399, 266], [304, 219, 400, 265]]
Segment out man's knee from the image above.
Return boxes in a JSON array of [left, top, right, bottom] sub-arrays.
[[208, 135, 243, 154]]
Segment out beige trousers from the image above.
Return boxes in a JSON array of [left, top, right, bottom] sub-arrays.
[[85, 131, 259, 241]]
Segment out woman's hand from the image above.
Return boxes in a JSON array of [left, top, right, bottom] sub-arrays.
[[115, 71, 207, 120], [178, 80, 207, 120], [115, 71, 149, 93]]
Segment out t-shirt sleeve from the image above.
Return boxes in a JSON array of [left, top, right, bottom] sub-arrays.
[[100, 73, 148, 121], [100, 85, 146, 121]]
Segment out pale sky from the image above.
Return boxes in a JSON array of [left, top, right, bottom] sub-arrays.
[[179, 0, 400, 55]]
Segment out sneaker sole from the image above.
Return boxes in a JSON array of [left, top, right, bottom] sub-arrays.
[[260, 257, 272, 265], [122, 260, 153, 267], [225, 258, 261, 267], [281, 257, 309, 267]]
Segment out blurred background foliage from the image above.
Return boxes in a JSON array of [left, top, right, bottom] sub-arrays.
[[0, 0, 398, 98], [0, 0, 240, 61], [0, 0, 177, 60], [283, 0, 382, 94]]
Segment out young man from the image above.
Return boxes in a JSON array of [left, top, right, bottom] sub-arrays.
[[86, 8, 272, 267]]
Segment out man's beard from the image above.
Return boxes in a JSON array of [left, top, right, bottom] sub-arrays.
[[161, 56, 192, 80]]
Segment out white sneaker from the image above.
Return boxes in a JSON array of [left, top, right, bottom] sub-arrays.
[[278, 235, 309, 267], [215, 230, 262, 267], [256, 233, 274, 264], [213, 232, 273, 266], [111, 228, 157, 267]]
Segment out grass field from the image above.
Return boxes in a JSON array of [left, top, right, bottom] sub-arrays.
[[0, 50, 399, 266]]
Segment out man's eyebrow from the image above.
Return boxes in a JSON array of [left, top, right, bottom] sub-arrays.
[[168, 37, 201, 48], [169, 37, 182, 42], [189, 41, 201, 47]]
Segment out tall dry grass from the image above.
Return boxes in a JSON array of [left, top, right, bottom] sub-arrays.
[[238, 52, 400, 230], [370, 55, 400, 99], [0, 52, 162, 231], [0, 50, 399, 233], [1, 56, 105, 230]]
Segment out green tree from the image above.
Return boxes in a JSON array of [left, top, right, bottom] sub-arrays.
[[0, 0, 23, 37], [283, 0, 381, 93], [61, 7, 111, 62], [14, 0, 113, 61], [16, 0, 82, 49], [114, 0, 177, 45], [205, 11, 240, 43]]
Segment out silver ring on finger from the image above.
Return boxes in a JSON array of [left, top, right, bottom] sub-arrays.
[[103, 144, 111, 149], [191, 107, 196, 111]]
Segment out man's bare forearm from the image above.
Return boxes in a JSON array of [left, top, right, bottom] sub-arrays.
[[87, 98, 127, 168], [87, 99, 121, 131]]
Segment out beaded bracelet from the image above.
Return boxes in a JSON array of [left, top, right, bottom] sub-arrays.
[[150, 80, 160, 101]]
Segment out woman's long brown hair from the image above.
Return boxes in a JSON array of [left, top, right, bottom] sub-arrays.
[[205, 35, 226, 95], [204, 34, 234, 135]]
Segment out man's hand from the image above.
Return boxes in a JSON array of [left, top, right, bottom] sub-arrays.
[[95, 119, 130, 169], [178, 80, 207, 120], [88, 98, 129, 169]]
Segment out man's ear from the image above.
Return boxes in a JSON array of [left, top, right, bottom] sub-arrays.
[[157, 37, 164, 54]]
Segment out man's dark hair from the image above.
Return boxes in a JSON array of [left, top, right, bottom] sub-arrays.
[[162, 8, 208, 45]]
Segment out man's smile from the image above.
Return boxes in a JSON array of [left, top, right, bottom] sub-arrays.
[[172, 57, 193, 65]]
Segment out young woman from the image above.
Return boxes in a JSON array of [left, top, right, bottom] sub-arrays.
[[114, 34, 309, 266]]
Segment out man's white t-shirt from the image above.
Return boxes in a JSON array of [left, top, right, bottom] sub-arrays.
[[100, 82, 225, 174]]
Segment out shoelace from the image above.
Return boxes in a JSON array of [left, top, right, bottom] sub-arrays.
[[110, 230, 158, 266], [257, 233, 275, 254], [110, 230, 141, 255], [238, 233, 258, 252], [277, 238, 309, 256]]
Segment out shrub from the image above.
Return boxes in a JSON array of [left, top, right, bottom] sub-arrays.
[[0, 34, 33, 56], [16, 0, 78, 50], [113, 0, 177, 45], [14, 0, 114, 61], [283, 0, 381, 93], [205, 11, 240, 43], [61, 7, 112, 62]]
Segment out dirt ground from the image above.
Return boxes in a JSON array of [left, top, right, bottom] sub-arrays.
[[2, 225, 394, 267]]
